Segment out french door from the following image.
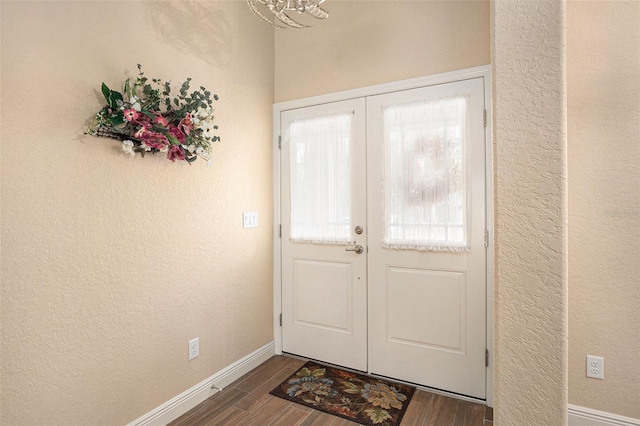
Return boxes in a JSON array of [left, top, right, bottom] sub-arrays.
[[280, 77, 487, 399], [281, 98, 368, 371]]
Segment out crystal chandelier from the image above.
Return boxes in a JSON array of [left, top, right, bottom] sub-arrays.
[[247, 0, 329, 29]]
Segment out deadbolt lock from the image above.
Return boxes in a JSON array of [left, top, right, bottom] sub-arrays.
[[355, 225, 363, 235]]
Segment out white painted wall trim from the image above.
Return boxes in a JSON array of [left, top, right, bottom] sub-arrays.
[[569, 405, 640, 426], [483, 69, 494, 409], [274, 65, 491, 113], [273, 104, 283, 356], [127, 341, 276, 426], [272, 65, 493, 403]]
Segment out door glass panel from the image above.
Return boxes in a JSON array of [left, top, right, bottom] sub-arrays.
[[382, 96, 469, 252], [289, 113, 352, 244]]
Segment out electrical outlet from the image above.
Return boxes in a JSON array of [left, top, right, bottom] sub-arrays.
[[189, 338, 199, 360], [586, 355, 604, 379]]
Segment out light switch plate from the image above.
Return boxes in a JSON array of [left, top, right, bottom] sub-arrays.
[[243, 212, 258, 228]]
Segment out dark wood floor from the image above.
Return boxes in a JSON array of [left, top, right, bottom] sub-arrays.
[[169, 355, 493, 426]]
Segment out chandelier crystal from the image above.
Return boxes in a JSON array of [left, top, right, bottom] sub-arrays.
[[247, 0, 329, 29]]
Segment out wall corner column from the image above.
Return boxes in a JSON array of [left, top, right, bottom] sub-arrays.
[[492, 0, 568, 424]]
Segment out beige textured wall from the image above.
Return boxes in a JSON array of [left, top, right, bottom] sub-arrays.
[[0, 1, 274, 424], [567, 1, 640, 418], [492, 1, 568, 424], [274, 0, 490, 102]]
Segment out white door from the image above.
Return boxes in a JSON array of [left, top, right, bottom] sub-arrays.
[[367, 78, 486, 398], [280, 77, 487, 398], [280, 98, 368, 371]]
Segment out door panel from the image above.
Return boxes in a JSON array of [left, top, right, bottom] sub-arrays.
[[292, 259, 352, 333], [386, 267, 466, 354], [367, 78, 486, 398], [281, 99, 368, 371]]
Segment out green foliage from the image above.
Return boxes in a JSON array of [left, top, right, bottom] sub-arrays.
[[123, 78, 132, 98], [140, 110, 155, 121], [101, 83, 123, 109], [109, 113, 125, 126], [165, 133, 180, 146], [101, 83, 110, 104]]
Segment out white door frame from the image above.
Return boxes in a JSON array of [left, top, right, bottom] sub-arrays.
[[272, 65, 494, 406]]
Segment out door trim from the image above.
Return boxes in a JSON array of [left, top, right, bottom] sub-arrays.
[[272, 65, 494, 406]]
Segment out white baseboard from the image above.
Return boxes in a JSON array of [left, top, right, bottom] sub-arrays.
[[569, 405, 640, 426], [127, 341, 276, 426]]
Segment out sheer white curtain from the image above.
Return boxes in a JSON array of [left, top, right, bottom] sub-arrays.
[[382, 96, 470, 252], [289, 113, 352, 245]]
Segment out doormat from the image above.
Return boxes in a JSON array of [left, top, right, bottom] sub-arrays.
[[269, 361, 415, 426]]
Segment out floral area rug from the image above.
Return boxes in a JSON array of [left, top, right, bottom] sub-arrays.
[[269, 361, 415, 425]]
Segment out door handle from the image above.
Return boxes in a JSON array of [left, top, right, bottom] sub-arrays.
[[345, 245, 364, 254]]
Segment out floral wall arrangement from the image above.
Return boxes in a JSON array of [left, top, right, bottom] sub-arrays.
[[86, 65, 220, 165]]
